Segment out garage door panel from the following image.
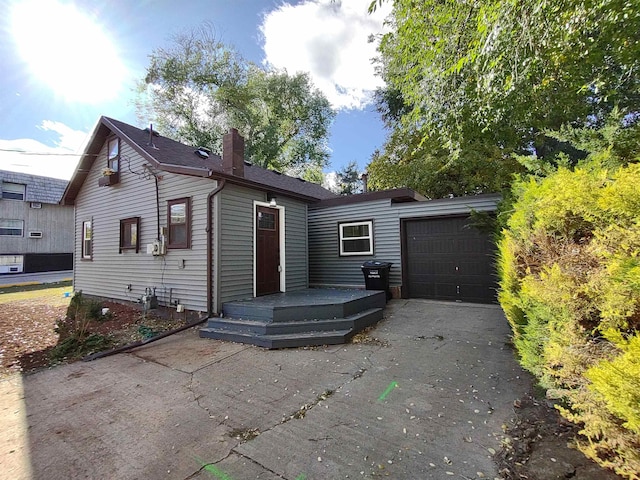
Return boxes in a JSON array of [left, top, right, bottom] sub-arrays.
[[404, 216, 497, 304]]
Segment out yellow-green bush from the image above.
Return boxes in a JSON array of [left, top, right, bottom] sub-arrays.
[[498, 158, 640, 478]]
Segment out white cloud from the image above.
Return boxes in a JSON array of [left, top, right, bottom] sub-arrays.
[[0, 122, 89, 180], [260, 0, 392, 111]]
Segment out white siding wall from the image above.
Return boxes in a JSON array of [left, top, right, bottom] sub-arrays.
[[74, 141, 216, 312], [308, 195, 501, 288]]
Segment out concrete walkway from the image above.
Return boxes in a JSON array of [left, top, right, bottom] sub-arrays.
[[0, 300, 532, 480], [0, 270, 73, 288]]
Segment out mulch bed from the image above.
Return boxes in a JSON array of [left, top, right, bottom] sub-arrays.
[[0, 298, 185, 378]]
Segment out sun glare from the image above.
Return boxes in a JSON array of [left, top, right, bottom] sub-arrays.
[[11, 0, 127, 104]]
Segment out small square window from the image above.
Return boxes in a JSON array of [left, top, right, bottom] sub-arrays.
[[120, 217, 140, 253], [339, 220, 373, 256], [82, 220, 93, 260], [0, 219, 24, 236], [167, 198, 191, 249], [2, 182, 25, 201]]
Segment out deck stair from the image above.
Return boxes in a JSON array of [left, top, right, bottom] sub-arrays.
[[199, 288, 386, 349]]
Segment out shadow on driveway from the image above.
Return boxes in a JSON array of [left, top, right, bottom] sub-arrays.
[[2, 299, 533, 479]]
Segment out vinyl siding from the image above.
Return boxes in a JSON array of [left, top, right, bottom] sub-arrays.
[[279, 196, 308, 291], [218, 185, 309, 305], [74, 140, 216, 312], [308, 194, 500, 288]]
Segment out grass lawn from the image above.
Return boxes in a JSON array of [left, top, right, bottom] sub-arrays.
[[0, 281, 73, 306]]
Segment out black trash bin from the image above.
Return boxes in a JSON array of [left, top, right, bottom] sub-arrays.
[[361, 261, 393, 301]]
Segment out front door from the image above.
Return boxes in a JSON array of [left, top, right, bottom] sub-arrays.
[[256, 206, 280, 296]]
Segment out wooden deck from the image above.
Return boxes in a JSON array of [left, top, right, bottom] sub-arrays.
[[199, 288, 386, 348]]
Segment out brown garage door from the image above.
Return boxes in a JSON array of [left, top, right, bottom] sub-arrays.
[[402, 216, 497, 303]]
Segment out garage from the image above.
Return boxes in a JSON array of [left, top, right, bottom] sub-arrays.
[[402, 215, 497, 303]]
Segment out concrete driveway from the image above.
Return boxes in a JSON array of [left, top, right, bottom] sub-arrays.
[[1, 300, 532, 480]]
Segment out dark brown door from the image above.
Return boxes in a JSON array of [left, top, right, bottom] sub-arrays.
[[403, 216, 497, 303], [256, 206, 280, 296]]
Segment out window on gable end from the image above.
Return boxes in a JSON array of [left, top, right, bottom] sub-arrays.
[[107, 137, 119, 172], [167, 197, 191, 249], [120, 217, 140, 253]]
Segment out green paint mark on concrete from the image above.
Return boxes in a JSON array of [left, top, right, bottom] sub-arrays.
[[194, 456, 234, 480], [378, 381, 398, 401], [295, 474, 307, 480]]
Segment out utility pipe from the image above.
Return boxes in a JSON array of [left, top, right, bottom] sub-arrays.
[[206, 179, 226, 316]]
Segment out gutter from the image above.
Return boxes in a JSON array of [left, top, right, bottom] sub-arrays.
[[206, 179, 226, 316]]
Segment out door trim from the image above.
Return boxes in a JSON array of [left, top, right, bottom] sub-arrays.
[[253, 201, 286, 297]]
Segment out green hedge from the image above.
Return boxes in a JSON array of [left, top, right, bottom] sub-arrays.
[[498, 159, 640, 478]]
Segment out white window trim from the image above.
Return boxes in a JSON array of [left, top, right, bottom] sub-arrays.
[[339, 220, 374, 256], [253, 201, 286, 297], [82, 220, 92, 259]]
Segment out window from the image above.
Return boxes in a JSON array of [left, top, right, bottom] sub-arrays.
[[120, 217, 140, 253], [2, 182, 25, 200], [0, 219, 24, 236], [82, 220, 93, 260], [107, 137, 119, 172], [339, 220, 374, 256], [167, 198, 191, 249]]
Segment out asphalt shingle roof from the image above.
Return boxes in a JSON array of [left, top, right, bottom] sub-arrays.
[[106, 117, 337, 201], [0, 170, 68, 204]]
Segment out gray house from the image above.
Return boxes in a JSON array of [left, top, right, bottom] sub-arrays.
[[62, 117, 499, 346], [0, 170, 73, 274], [61, 117, 336, 315]]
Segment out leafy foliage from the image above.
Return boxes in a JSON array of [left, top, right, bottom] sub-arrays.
[[336, 160, 363, 195], [51, 292, 112, 361], [497, 132, 640, 477], [137, 25, 335, 175], [369, 0, 640, 197]]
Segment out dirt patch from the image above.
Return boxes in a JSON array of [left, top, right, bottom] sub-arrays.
[[0, 285, 187, 378], [496, 394, 622, 479]]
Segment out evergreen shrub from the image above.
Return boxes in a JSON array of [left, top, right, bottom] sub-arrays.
[[498, 157, 640, 478]]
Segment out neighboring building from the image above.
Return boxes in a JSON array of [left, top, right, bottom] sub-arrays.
[[61, 116, 500, 322], [0, 170, 73, 274]]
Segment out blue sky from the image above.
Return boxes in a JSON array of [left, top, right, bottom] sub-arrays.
[[0, 0, 391, 180]]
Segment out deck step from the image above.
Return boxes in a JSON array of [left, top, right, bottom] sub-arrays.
[[199, 328, 354, 349], [204, 308, 383, 336]]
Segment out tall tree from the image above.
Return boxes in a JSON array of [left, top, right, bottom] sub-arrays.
[[368, 0, 640, 197], [337, 160, 363, 195], [136, 26, 336, 175]]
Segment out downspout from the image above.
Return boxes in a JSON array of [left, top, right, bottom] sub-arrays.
[[154, 174, 160, 240], [207, 179, 226, 316]]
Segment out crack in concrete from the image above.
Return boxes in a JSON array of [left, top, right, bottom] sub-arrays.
[[230, 451, 288, 479]]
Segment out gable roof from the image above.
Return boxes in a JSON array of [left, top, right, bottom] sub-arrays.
[[62, 116, 337, 205], [0, 169, 68, 204]]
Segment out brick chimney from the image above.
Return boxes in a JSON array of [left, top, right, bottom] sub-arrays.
[[361, 172, 368, 193], [223, 128, 244, 177]]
